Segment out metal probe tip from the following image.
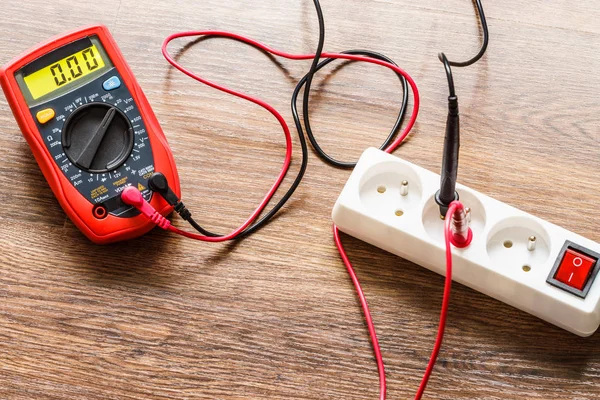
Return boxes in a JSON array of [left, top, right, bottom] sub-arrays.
[[450, 206, 471, 247]]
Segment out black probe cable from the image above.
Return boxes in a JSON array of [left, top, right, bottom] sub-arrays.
[[303, 0, 487, 169], [157, 0, 484, 236], [300, 0, 409, 169], [181, 0, 409, 237], [184, 0, 325, 238], [435, 0, 488, 216], [443, 0, 488, 69], [438, 0, 488, 95]]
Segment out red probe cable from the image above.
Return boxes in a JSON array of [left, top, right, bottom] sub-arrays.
[[151, 31, 420, 242], [122, 29, 464, 399], [161, 31, 419, 155], [123, 180, 465, 400], [334, 201, 468, 400]]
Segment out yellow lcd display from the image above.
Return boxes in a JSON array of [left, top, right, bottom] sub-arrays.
[[23, 44, 105, 100]]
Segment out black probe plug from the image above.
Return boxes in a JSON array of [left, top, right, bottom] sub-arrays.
[[148, 172, 192, 221], [434, 94, 460, 218], [148, 172, 219, 237]]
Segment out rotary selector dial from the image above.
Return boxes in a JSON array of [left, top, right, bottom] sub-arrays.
[[62, 103, 134, 173]]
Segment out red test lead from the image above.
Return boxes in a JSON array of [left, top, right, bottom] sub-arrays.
[[334, 200, 472, 400], [148, 31, 421, 244]]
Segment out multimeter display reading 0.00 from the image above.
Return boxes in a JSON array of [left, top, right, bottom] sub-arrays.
[[23, 44, 106, 100]]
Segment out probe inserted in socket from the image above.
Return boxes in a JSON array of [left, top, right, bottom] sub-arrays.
[[435, 54, 460, 218]]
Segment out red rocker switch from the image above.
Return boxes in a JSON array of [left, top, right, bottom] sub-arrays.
[[548, 241, 600, 298], [555, 250, 596, 290]]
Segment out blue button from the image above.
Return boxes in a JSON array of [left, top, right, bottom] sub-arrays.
[[102, 76, 121, 91]]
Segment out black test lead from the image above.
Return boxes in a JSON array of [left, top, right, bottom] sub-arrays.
[[435, 53, 460, 218], [434, 0, 489, 218]]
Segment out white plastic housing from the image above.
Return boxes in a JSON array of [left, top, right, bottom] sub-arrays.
[[332, 148, 600, 337]]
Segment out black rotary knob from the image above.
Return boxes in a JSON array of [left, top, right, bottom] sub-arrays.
[[62, 103, 134, 173]]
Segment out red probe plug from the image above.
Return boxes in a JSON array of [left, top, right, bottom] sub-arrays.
[[121, 186, 171, 229], [448, 200, 473, 248]]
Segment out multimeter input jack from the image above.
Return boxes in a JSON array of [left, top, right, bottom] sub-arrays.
[[92, 204, 108, 219]]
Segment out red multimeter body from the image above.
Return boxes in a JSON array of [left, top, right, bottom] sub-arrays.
[[0, 25, 180, 244]]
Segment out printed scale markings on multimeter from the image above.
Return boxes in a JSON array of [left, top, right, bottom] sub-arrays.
[[16, 35, 154, 216]]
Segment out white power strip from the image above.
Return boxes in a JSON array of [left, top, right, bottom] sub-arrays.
[[332, 148, 600, 337]]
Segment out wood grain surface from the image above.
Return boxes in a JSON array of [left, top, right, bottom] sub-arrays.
[[1, 0, 599, 399]]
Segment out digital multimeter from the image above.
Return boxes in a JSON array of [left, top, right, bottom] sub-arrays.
[[0, 25, 180, 244]]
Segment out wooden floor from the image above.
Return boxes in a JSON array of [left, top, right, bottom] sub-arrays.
[[1, 0, 600, 398]]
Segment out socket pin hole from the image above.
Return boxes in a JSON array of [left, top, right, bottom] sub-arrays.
[[522, 265, 531, 272], [377, 185, 386, 194], [503, 240, 513, 249], [395, 209, 404, 217]]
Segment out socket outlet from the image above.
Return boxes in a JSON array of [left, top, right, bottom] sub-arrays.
[[332, 148, 600, 337]]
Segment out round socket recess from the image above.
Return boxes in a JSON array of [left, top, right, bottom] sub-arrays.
[[422, 188, 487, 244], [486, 216, 551, 269], [358, 161, 423, 218]]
